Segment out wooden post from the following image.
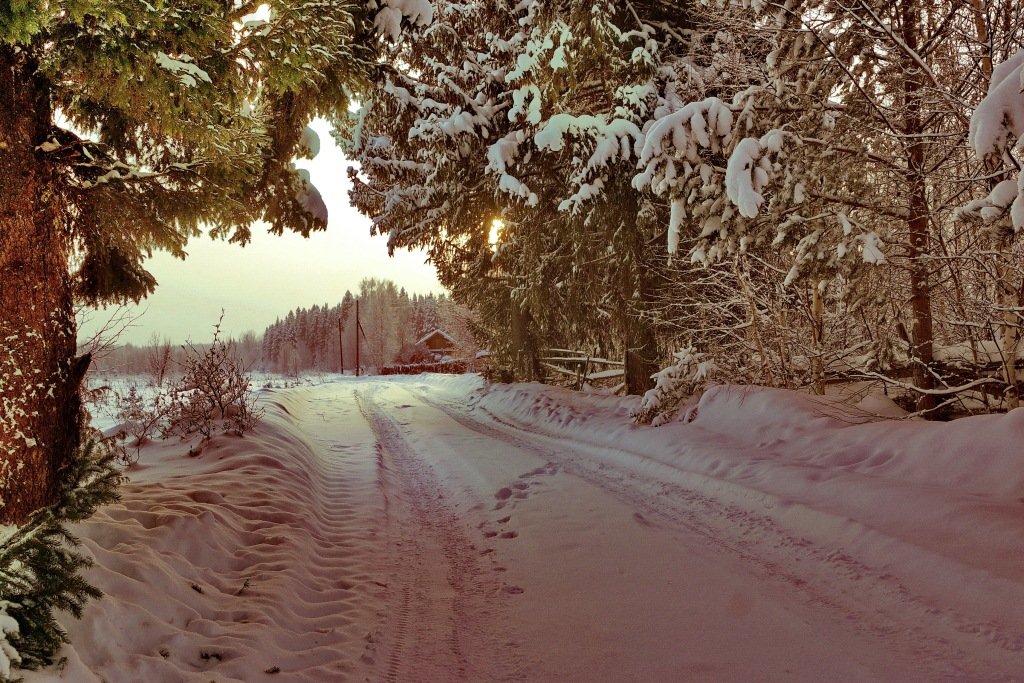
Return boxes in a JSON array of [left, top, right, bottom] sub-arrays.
[[355, 298, 360, 377]]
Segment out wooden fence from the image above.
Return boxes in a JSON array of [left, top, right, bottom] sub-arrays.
[[379, 360, 469, 376], [539, 348, 624, 391]]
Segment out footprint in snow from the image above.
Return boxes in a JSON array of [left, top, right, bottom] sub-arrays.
[[632, 512, 656, 528]]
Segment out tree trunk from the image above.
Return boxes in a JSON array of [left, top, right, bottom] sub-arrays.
[[509, 302, 542, 382], [995, 251, 1021, 410], [0, 46, 83, 523], [810, 281, 826, 395], [623, 285, 658, 395], [901, 7, 937, 414], [734, 257, 775, 386], [623, 324, 657, 395]]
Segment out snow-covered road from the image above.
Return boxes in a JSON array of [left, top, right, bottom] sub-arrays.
[[30, 375, 1024, 682], [341, 378, 1018, 682]]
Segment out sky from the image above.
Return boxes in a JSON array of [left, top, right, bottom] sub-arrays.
[[78, 120, 443, 346]]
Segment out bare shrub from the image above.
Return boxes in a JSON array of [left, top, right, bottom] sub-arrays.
[[146, 334, 173, 387], [111, 383, 170, 466], [165, 314, 263, 441]]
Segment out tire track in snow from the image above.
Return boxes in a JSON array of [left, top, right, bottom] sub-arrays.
[[383, 581, 410, 683], [356, 386, 524, 683], [413, 387, 1023, 683]]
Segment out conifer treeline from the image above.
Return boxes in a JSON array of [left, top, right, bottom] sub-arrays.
[[87, 280, 467, 377], [260, 279, 453, 373]]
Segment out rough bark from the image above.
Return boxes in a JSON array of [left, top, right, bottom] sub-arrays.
[[510, 303, 542, 382], [0, 46, 82, 523], [994, 251, 1022, 409], [900, 6, 938, 414], [623, 323, 658, 395], [734, 257, 774, 387], [810, 281, 826, 396], [623, 282, 658, 396]]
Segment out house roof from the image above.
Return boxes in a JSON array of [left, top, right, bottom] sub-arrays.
[[416, 328, 457, 347]]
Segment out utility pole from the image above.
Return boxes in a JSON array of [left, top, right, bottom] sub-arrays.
[[355, 298, 360, 377], [342, 315, 350, 374]]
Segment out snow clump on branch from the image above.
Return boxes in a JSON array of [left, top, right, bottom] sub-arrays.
[[961, 49, 1024, 231], [154, 52, 211, 88], [296, 169, 329, 226], [370, 0, 435, 41], [0, 601, 19, 678], [632, 347, 716, 426]]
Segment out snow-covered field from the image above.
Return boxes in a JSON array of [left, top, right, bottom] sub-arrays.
[[24, 374, 1024, 681], [84, 373, 330, 431]]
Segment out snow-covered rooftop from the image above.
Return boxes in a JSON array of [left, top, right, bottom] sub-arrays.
[[416, 328, 456, 347]]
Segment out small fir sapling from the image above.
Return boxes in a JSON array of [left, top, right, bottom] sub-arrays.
[[632, 347, 716, 426], [0, 438, 123, 681]]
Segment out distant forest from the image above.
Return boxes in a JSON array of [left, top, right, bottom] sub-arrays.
[[87, 278, 478, 376], [262, 278, 475, 374]]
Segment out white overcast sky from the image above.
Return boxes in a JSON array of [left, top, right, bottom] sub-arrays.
[[78, 120, 442, 346]]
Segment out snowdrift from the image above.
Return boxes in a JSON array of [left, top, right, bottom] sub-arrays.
[[26, 388, 384, 683], [469, 380, 1024, 633], [22, 374, 1024, 680]]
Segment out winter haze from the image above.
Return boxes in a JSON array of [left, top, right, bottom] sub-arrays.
[[78, 119, 442, 346], [5, 1, 1024, 682]]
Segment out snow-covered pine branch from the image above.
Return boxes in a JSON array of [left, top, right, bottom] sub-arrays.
[[960, 49, 1024, 231], [632, 346, 716, 425], [370, 0, 435, 42]]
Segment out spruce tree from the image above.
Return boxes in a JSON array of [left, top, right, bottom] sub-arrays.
[[345, 0, 675, 391], [0, 0, 375, 522]]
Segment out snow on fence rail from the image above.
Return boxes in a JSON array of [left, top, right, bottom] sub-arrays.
[[540, 348, 625, 390]]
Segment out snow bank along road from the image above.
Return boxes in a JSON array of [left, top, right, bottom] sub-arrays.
[[32, 375, 1024, 682]]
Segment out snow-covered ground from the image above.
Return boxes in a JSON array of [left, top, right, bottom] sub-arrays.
[[24, 374, 1024, 682], [84, 372, 337, 433]]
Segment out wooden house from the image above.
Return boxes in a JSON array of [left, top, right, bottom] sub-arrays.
[[417, 329, 457, 359]]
